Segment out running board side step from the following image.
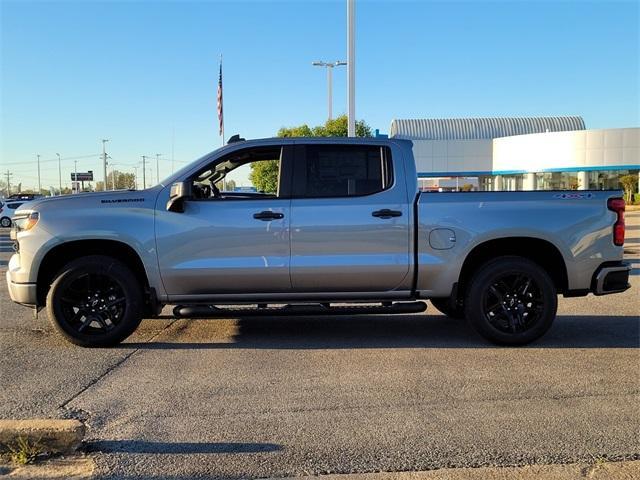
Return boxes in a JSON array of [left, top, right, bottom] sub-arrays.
[[173, 301, 427, 319]]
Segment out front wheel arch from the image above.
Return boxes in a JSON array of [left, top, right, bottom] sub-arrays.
[[37, 240, 152, 312]]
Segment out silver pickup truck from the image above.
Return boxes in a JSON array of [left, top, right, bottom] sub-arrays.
[[6, 137, 630, 347]]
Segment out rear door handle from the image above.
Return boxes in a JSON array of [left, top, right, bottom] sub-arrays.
[[253, 210, 284, 221], [372, 209, 402, 219]]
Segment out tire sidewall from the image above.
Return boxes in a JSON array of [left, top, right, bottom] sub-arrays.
[[46, 255, 143, 347], [465, 257, 557, 345]]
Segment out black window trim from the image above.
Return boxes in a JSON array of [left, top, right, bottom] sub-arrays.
[[291, 144, 394, 199]]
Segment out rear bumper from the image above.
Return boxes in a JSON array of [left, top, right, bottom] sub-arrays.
[[592, 262, 631, 295]]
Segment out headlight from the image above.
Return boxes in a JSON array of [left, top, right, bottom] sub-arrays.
[[13, 212, 39, 232]]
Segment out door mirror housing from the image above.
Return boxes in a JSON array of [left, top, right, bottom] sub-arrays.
[[166, 181, 192, 213]]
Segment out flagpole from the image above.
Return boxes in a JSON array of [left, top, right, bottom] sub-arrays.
[[220, 54, 225, 146]]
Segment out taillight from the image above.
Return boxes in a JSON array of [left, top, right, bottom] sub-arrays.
[[607, 197, 625, 246]]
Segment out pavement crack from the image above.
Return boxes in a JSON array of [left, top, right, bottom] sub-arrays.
[[58, 319, 178, 412]]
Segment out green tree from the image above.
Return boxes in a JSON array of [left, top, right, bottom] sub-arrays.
[[619, 174, 638, 203], [249, 160, 279, 193], [251, 115, 374, 192], [104, 171, 136, 190], [277, 114, 372, 138], [277, 123, 314, 137]]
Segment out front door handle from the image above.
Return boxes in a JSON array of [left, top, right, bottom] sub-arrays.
[[372, 209, 402, 219], [253, 210, 284, 221]]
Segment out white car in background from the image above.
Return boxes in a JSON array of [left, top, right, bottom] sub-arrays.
[[0, 200, 31, 227]]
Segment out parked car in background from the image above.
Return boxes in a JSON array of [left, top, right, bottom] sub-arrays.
[[6, 194, 42, 201], [0, 200, 30, 227]]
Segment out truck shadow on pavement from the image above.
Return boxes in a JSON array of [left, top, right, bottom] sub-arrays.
[[87, 440, 282, 454], [123, 314, 640, 350]]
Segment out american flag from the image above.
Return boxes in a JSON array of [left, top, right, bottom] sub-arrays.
[[217, 61, 224, 137]]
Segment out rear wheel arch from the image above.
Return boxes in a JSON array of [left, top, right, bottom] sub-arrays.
[[456, 237, 568, 302]]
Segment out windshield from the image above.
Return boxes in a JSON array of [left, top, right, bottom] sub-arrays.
[[158, 150, 219, 188]]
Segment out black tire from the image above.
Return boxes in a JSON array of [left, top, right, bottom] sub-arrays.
[[464, 256, 557, 346], [430, 297, 465, 319], [0, 217, 11, 228], [46, 255, 144, 347]]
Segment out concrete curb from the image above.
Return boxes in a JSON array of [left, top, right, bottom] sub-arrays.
[[0, 419, 85, 455]]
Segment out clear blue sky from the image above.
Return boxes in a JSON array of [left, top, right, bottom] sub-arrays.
[[1, 0, 638, 190]]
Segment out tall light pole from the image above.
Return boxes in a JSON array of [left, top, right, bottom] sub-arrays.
[[56, 153, 62, 195], [347, 0, 356, 137], [156, 154, 162, 184], [312, 61, 346, 121], [101, 139, 109, 191], [74, 160, 78, 194], [133, 166, 138, 190], [111, 164, 116, 190], [4, 170, 12, 196], [141, 156, 147, 189], [36, 154, 42, 193]]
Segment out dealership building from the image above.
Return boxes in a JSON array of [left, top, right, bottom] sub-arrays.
[[386, 117, 639, 192]]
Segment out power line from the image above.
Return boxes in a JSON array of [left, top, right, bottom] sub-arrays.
[[2, 154, 100, 166]]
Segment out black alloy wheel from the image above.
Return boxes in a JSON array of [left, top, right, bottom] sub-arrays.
[[58, 272, 127, 335], [47, 255, 143, 347], [465, 256, 557, 345], [481, 273, 543, 334]]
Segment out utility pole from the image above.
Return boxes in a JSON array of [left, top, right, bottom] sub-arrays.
[[347, 0, 356, 137], [4, 170, 12, 196], [111, 165, 116, 190], [142, 156, 147, 189], [74, 160, 78, 194], [133, 166, 138, 190], [312, 61, 346, 121], [36, 154, 42, 193], [101, 139, 109, 191], [156, 154, 162, 184], [56, 153, 62, 195]]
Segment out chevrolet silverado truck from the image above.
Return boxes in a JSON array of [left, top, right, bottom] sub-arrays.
[[6, 137, 631, 347]]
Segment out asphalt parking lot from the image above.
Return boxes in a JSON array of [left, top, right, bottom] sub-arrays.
[[0, 213, 638, 479]]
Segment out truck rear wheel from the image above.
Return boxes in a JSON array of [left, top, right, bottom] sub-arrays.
[[430, 297, 465, 319], [464, 256, 557, 345], [46, 255, 143, 347]]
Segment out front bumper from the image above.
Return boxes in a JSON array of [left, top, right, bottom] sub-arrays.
[[6, 270, 38, 306], [6, 253, 38, 306], [592, 262, 631, 295]]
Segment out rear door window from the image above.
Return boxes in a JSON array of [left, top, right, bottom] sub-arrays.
[[293, 145, 393, 198]]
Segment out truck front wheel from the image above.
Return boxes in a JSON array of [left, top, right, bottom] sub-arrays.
[[46, 255, 143, 347], [464, 256, 557, 345]]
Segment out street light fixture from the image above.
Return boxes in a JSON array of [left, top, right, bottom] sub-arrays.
[[312, 60, 346, 121]]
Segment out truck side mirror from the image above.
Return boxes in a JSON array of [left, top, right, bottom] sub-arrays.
[[166, 181, 192, 213]]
